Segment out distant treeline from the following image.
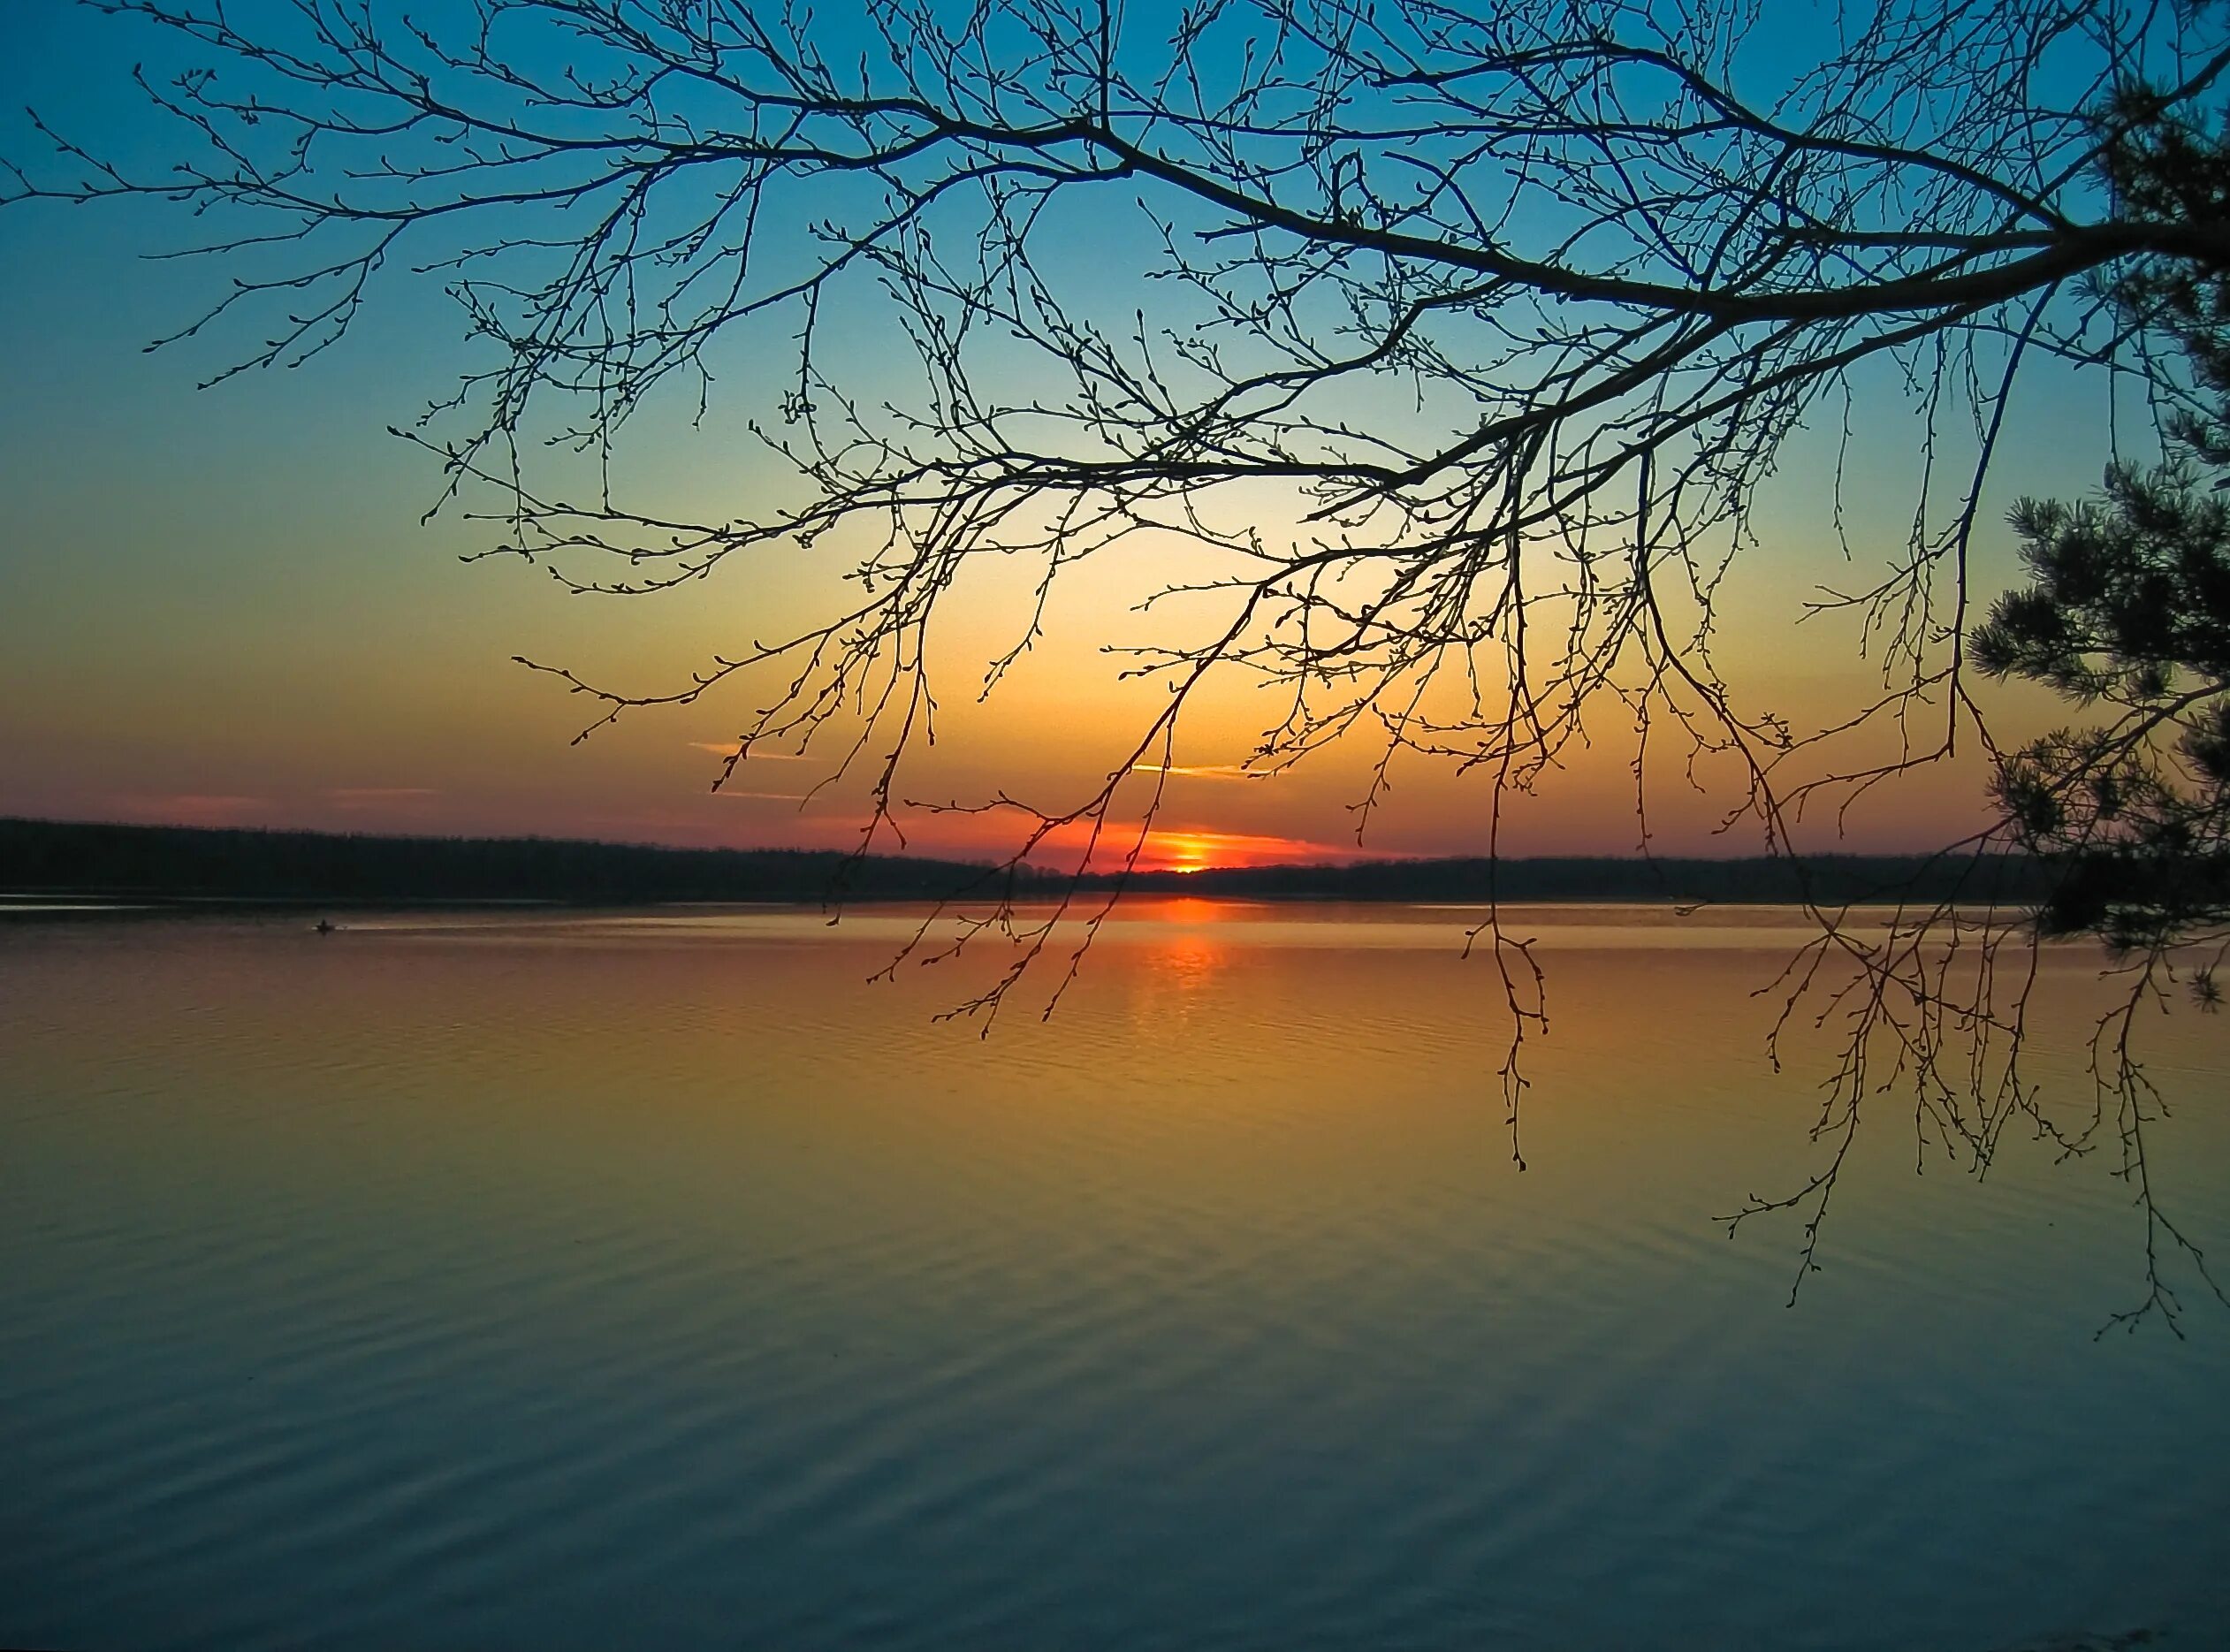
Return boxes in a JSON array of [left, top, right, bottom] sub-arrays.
[[0, 818, 1028, 906], [0, 816, 2057, 910]]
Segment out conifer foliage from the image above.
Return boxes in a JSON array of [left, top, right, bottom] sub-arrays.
[[1974, 95, 2230, 980]]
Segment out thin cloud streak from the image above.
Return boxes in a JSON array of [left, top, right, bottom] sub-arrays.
[[689, 742, 817, 761], [1129, 763, 1264, 782]]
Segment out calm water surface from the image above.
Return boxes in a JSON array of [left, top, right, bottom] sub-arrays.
[[3, 902, 2226, 1650]]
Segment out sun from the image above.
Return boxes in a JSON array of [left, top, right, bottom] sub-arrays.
[[1153, 833, 1218, 873]]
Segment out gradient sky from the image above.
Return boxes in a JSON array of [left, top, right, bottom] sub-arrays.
[[0, 1, 2135, 870]]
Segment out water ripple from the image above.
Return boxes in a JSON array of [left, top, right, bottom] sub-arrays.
[[2, 908, 2225, 1651]]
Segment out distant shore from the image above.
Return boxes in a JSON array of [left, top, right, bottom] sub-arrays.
[[0, 816, 2059, 915]]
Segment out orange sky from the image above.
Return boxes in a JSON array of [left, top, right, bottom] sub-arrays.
[[0, 385, 2064, 872]]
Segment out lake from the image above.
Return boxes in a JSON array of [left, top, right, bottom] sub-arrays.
[[3, 902, 2226, 1650]]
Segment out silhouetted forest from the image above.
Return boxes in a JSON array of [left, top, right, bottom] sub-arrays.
[[0, 818, 1025, 906], [0, 817, 2060, 911]]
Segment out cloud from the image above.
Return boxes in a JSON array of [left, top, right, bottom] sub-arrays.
[[1129, 762, 1265, 782], [688, 742, 816, 760], [1139, 828, 1366, 868], [1014, 820, 1390, 872]]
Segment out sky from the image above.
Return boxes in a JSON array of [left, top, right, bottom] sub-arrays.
[[0, 0, 2135, 872]]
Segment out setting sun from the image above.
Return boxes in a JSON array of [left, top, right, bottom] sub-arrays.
[[1158, 834, 1214, 873]]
